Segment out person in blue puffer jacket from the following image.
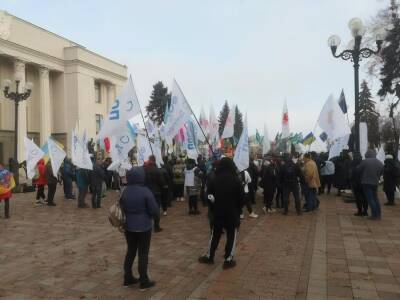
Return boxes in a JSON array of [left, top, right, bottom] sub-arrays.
[[120, 167, 160, 291]]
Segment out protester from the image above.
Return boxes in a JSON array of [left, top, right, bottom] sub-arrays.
[[35, 159, 47, 205], [62, 158, 75, 199], [0, 164, 15, 218], [46, 161, 58, 206], [319, 155, 335, 195], [76, 168, 90, 208], [248, 158, 259, 204], [184, 158, 202, 215], [240, 169, 258, 218], [303, 153, 321, 212], [172, 158, 185, 201], [197, 155, 207, 207], [274, 157, 283, 209], [383, 154, 398, 206], [333, 152, 351, 196], [198, 157, 244, 269], [260, 158, 277, 213], [159, 163, 171, 216], [120, 167, 159, 290], [91, 156, 106, 209], [357, 149, 384, 220], [144, 155, 165, 232], [205, 160, 218, 230], [350, 152, 368, 216], [280, 153, 303, 215]]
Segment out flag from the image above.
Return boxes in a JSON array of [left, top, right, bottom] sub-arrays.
[[197, 107, 209, 142], [163, 79, 193, 141], [360, 122, 368, 158], [377, 147, 385, 163], [80, 131, 93, 170], [302, 132, 316, 146], [137, 133, 153, 167], [317, 94, 351, 141], [233, 115, 249, 172], [281, 100, 290, 139], [328, 134, 350, 160], [24, 137, 45, 179], [338, 89, 347, 114], [262, 124, 270, 155], [209, 105, 219, 147], [319, 132, 328, 142], [47, 138, 66, 176], [290, 133, 303, 145], [185, 120, 199, 160], [221, 104, 236, 139], [163, 101, 170, 124], [97, 76, 141, 140], [256, 129, 262, 145]]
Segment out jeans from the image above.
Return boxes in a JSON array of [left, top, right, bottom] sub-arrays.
[[78, 186, 88, 207], [124, 230, 152, 283], [282, 183, 301, 213], [264, 187, 275, 209], [36, 185, 46, 200], [188, 195, 198, 213], [63, 178, 73, 198], [91, 185, 102, 208], [305, 186, 317, 211], [47, 183, 57, 204], [362, 184, 380, 218]]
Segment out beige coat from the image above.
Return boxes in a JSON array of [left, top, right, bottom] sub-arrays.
[[303, 160, 321, 188]]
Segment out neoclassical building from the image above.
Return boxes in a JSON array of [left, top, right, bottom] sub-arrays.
[[0, 10, 127, 165]]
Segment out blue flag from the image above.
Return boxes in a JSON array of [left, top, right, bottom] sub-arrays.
[[302, 132, 316, 145], [338, 89, 347, 114], [319, 132, 328, 142]]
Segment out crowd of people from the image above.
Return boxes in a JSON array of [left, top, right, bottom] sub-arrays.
[[0, 147, 398, 290]]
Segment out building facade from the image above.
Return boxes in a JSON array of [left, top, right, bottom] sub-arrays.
[[0, 10, 127, 165]]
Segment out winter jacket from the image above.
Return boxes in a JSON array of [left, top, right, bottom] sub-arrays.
[[261, 164, 277, 195], [76, 169, 90, 189], [172, 163, 185, 185], [333, 157, 351, 190], [357, 150, 384, 186], [90, 163, 106, 188], [185, 166, 202, 196], [35, 160, 47, 186], [121, 167, 160, 232], [280, 160, 303, 186], [144, 162, 165, 197], [46, 163, 58, 185], [303, 160, 321, 189], [320, 161, 335, 176], [383, 158, 398, 192]]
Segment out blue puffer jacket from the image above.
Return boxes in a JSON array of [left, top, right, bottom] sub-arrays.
[[121, 167, 160, 232]]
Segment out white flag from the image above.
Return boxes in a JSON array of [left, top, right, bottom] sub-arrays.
[[328, 134, 350, 160], [97, 76, 141, 140], [197, 106, 209, 142], [24, 137, 45, 179], [185, 120, 199, 160], [109, 131, 135, 166], [209, 104, 219, 145], [48, 138, 66, 176], [377, 147, 385, 163], [221, 104, 236, 139], [233, 115, 249, 172], [72, 129, 93, 170], [137, 133, 154, 167], [163, 79, 192, 141], [281, 100, 290, 139], [318, 95, 351, 141], [81, 131, 94, 170], [360, 122, 368, 158], [262, 124, 271, 155]]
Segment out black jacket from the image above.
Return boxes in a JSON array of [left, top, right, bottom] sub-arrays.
[[90, 163, 106, 188], [384, 158, 398, 192], [144, 162, 165, 197], [261, 164, 277, 195]]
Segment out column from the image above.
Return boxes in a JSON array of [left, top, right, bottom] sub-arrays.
[[14, 59, 27, 162], [107, 84, 116, 111], [39, 67, 51, 145]]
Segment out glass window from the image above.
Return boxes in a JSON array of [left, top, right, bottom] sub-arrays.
[[95, 82, 101, 103], [95, 114, 103, 134]]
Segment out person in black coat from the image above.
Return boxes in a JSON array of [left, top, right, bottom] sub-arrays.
[[280, 153, 303, 215], [383, 154, 398, 206], [90, 156, 106, 209], [350, 152, 368, 216], [247, 158, 259, 204], [198, 157, 244, 269], [260, 158, 277, 213], [333, 151, 351, 196]]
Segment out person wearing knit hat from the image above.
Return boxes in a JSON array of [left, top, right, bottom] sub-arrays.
[[383, 154, 398, 206]]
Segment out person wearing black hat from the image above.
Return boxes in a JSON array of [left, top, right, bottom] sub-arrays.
[[280, 153, 303, 215]]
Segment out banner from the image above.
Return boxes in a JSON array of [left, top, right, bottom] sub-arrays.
[[97, 76, 141, 140], [281, 100, 290, 139], [360, 122, 368, 158], [47, 138, 66, 176], [221, 104, 235, 139], [233, 116, 249, 172], [328, 134, 350, 160], [318, 94, 351, 140], [24, 137, 45, 179], [185, 120, 199, 160], [163, 79, 192, 141], [262, 124, 270, 155]]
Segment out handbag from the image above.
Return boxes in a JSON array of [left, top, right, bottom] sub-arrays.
[[108, 189, 126, 232]]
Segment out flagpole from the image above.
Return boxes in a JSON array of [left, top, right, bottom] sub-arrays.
[[136, 98, 154, 156], [175, 80, 217, 159]]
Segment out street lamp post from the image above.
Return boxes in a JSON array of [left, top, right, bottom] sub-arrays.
[[2, 79, 33, 185], [328, 18, 385, 153]]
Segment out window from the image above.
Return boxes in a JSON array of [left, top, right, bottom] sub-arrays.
[[95, 82, 101, 103], [95, 114, 103, 134]]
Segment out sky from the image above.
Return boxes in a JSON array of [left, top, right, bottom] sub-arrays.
[[1, 0, 389, 137]]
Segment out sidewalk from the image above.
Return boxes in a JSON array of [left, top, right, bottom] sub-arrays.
[[0, 189, 399, 299]]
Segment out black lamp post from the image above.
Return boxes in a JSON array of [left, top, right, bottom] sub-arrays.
[[328, 18, 384, 153], [2, 79, 33, 185]]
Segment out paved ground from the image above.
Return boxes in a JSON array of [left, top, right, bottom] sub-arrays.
[[0, 187, 400, 300]]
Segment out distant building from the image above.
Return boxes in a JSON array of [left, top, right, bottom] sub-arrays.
[[0, 10, 127, 164]]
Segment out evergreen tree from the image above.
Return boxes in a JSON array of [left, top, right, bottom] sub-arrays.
[[234, 106, 244, 141], [218, 101, 230, 137], [146, 81, 171, 126], [378, 0, 400, 157], [359, 80, 380, 147]]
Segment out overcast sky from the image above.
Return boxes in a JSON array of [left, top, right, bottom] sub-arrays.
[[2, 0, 389, 136]]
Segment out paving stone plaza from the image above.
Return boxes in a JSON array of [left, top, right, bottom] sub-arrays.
[[1, 190, 400, 299]]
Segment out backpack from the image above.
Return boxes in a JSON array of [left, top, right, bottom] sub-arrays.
[[108, 189, 126, 232]]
